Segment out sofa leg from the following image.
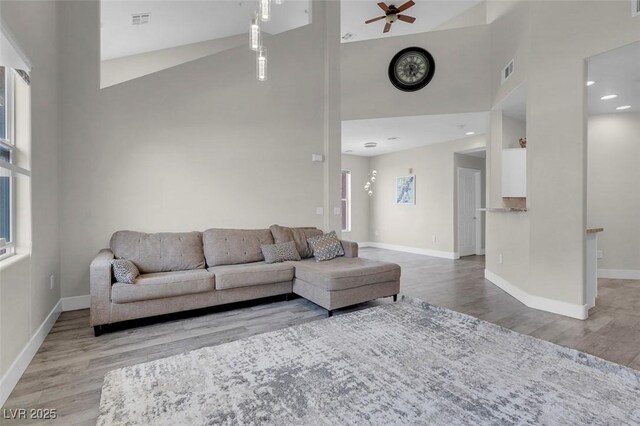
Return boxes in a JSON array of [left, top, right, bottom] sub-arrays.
[[285, 293, 290, 301], [393, 294, 398, 302], [327, 310, 333, 318], [94, 325, 103, 337]]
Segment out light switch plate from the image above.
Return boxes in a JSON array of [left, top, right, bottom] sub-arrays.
[[316, 207, 324, 215], [333, 207, 341, 215], [311, 154, 324, 162]]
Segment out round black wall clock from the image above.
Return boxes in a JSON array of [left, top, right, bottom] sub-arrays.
[[388, 47, 435, 92]]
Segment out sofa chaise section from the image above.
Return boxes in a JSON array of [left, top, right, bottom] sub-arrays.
[[292, 257, 401, 316]]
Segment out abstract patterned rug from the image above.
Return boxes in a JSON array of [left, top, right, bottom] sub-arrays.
[[97, 297, 640, 425]]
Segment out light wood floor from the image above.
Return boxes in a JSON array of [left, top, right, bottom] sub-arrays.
[[3, 248, 640, 425]]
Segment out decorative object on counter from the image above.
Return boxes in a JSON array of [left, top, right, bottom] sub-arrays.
[[364, 170, 377, 196], [519, 137, 527, 148], [396, 175, 415, 205]]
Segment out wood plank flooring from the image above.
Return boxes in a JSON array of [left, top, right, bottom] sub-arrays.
[[3, 248, 640, 424]]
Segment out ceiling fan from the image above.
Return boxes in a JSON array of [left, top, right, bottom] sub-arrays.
[[365, 1, 416, 34]]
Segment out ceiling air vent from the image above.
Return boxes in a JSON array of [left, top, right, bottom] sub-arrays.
[[131, 13, 151, 25], [633, 0, 640, 17], [501, 59, 514, 85]]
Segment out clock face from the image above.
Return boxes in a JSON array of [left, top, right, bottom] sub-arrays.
[[388, 47, 435, 92]]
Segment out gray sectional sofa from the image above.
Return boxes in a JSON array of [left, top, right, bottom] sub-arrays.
[[90, 226, 401, 335]]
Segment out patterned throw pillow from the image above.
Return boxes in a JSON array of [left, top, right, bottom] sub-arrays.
[[112, 259, 140, 284], [307, 231, 345, 262], [261, 241, 302, 264]]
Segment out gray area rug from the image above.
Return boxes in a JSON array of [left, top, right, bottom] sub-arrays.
[[98, 297, 640, 425]]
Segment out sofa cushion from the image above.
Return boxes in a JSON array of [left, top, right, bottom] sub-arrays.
[[261, 241, 301, 264], [293, 257, 401, 291], [209, 262, 294, 290], [270, 225, 323, 258], [111, 259, 140, 284], [111, 269, 214, 303], [110, 231, 205, 274], [307, 231, 345, 261], [203, 229, 274, 267]]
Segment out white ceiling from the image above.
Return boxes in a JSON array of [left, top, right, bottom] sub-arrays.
[[100, 0, 311, 60], [342, 112, 488, 156], [588, 41, 640, 115], [340, 0, 483, 44]]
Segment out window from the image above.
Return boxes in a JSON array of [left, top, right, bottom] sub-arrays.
[[341, 170, 351, 232], [0, 66, 30, 261]]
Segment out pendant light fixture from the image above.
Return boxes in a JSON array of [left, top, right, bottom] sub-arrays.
[[249, 13, 261, 51], [257, 47, 267, 81], [259, 0, 271, 22], [250, 0, 283, 81]]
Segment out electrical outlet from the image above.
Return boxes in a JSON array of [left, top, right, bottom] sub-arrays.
[[431, 235, 436, 243], [499, 254, 503, 264], [49, 274, 54, 290], [316, 207, 324, 215], [597, 250, 603, 259]]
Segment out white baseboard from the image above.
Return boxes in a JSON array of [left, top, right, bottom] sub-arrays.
[[359, 242, 459, 260], [484, 269, 588, 320], [61, 295, 90, 311], [0, 300, 62, 407], [597, 269, 640, 280]]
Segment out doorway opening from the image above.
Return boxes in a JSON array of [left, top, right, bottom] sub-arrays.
[[455, 149, 486, 257]]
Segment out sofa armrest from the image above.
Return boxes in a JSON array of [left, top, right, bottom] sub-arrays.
[[90, 249, 114, 326], [341, 240, 358, 258]]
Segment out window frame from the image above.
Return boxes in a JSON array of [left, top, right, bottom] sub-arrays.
[[341, 169, 352, 233], [0, 67, 30, 261]]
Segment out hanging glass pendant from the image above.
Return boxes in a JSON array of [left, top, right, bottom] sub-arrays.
[[259, 0, 271, 21], [250, 14, 261, 51], [257, 47, 267, 81]]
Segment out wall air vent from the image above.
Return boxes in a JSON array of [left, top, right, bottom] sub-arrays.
[[633, 0, 640, 17], [501, 59, 514, 85], [131, 13, 151, 25]]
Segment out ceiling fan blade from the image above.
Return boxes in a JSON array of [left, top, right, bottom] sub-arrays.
[[383, 22, 392, 33], [365, 15, 386, 24], [377, 2, 390, 13], [397, 14, 416, 23], [397, 0, 415, 12]]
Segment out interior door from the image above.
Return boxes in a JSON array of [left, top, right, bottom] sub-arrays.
[[458, 168, 479, 257]]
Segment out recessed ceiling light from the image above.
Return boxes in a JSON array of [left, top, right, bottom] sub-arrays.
[[586, 81, 595, 86], [600, 94, 618, 100], [345, 149, 353, 153], [364, 142, 377, 148], [387, 136, 399, 140], [465, 131, 475, 136], [616, 105, 631, 110], [341, 32, 356, 41]]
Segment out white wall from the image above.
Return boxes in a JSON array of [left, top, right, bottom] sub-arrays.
[[485, 0, 640, 316], [101, 34, 247, 88], [588, 112, 640, 273], [341, 25, 491, 121], [0, 0, 61, 396], [341, 154, 370, 243], [369, 135, 486, 256], [58, 0, 341, 298]]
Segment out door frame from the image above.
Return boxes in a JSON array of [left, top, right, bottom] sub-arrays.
[[457, 167, 482, 256]]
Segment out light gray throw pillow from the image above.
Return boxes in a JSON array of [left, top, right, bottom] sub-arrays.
[[112, 259, 140, 284], [261, 241, 301, 264], [307, 231, 345, 262]]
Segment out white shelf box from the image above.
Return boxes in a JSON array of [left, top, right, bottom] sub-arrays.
[[502, 148, 527, 198]]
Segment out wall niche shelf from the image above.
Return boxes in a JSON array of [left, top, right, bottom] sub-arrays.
[[478, 208, 528, 212]]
